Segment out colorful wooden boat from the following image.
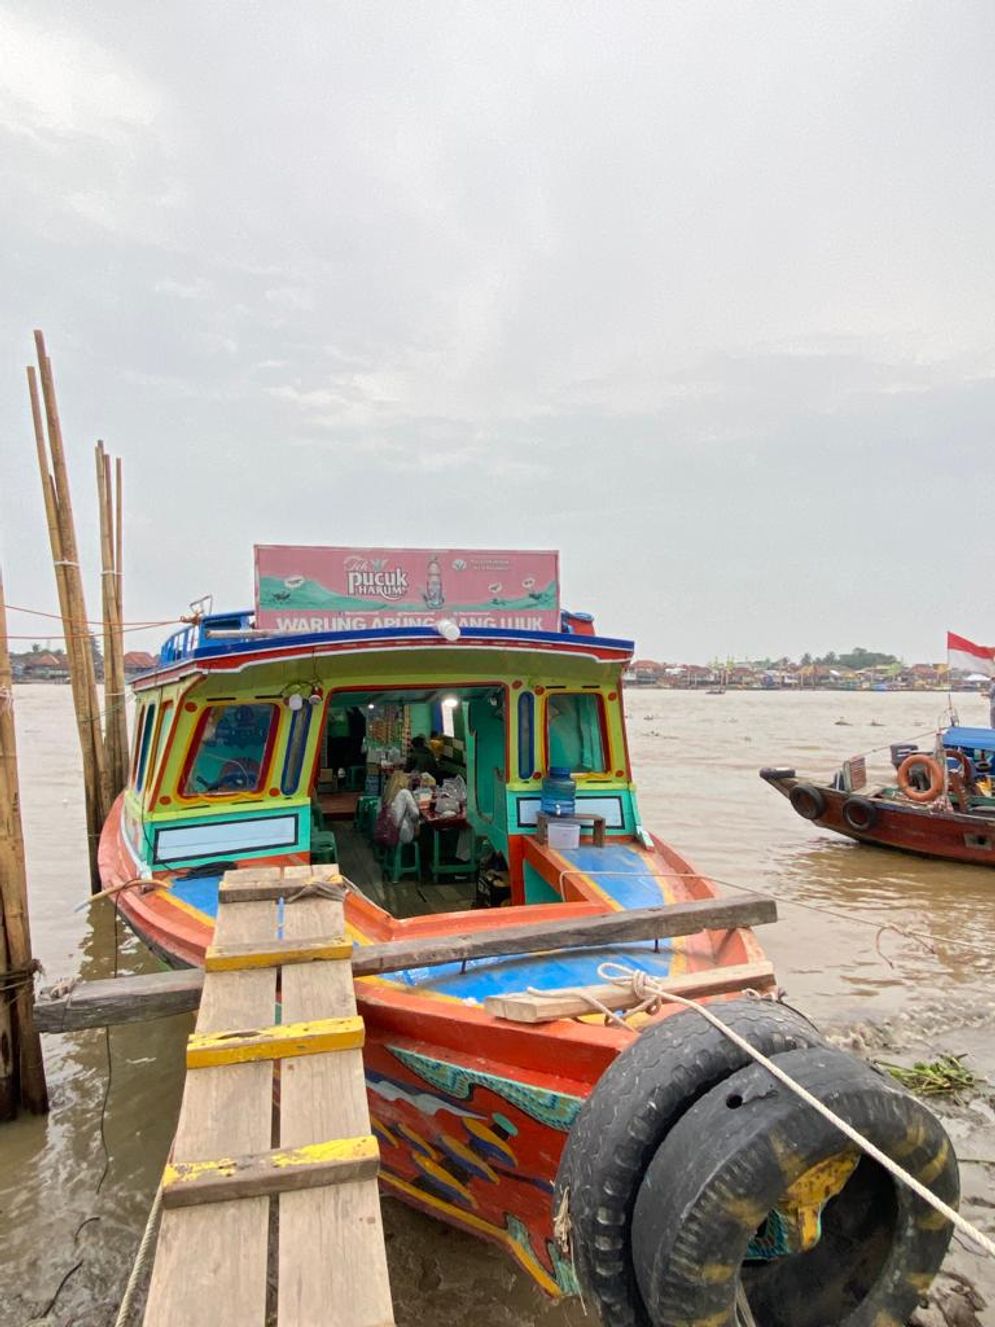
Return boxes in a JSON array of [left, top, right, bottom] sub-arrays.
[[761, 725, 995, 867], [99, 548, 958, 1326]]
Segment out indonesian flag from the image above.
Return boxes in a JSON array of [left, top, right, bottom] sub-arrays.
[[947, 631, 995, 677]]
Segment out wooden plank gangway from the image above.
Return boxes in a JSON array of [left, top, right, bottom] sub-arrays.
[[143, 865, 394, 1327]]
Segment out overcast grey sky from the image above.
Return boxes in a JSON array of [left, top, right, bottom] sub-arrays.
[[2, 1, 993, 661]]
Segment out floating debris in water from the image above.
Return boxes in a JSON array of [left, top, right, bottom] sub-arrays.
[[877, 1054, 978, 1097]]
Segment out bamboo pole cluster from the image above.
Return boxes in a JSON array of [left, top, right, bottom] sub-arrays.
[[96, 441, 129, 796], [0, 573, 48, 1115], [26, 331, 125, 888]]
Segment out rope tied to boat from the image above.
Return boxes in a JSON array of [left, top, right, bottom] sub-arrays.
[[113, 1185, 163, 1327], [593, 961, 995, 1262], [0, 957, 43, 997], [283, 878, 350, 905]]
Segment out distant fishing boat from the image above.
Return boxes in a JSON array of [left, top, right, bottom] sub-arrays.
[[100, 545, 957, 1326], [761, 725, 995, 867]]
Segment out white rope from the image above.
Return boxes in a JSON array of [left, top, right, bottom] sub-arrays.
[[113, 1185, 163, 1327], [597, 962, 995, 1261], [736, 1282, 759, 1327]]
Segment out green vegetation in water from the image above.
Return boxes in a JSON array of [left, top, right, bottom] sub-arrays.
[[877, 1054, 978, 1097]]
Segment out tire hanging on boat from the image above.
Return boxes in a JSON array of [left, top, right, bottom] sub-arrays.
[[631, 1046, 958, 1327], [897, 753, 944, 804], [789, 782, 827, 820], [554, 999, 826, 1327], [841, 796, 879, 833]]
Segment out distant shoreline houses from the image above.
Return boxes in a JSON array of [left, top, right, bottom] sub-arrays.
[[624, 659, 977, 692], [10, 648, 157, 683]]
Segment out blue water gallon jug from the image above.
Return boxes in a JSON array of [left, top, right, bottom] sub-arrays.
[[541, 767, 576, 817]]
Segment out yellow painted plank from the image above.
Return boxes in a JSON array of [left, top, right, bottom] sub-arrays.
[[204, 935, 352, 971], [162, 1135, 381, 1207], [187, 1015, 365, 1068]]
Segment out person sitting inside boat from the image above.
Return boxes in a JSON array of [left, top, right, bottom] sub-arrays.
[[405, 734, 440, 779], [375, 770, 421, 848]]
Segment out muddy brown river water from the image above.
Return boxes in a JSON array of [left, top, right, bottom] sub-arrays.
[[2, 686, 994, 1326]]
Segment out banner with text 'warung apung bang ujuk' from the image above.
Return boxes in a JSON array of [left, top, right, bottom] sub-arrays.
[[254, 546, 560, 633]]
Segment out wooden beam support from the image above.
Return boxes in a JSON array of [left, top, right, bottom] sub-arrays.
[[34, 893, 777, 1033], [350, 894, 777, 977], [483, 959, 777, 1024], [162, 1135, 380, 1209], [204, 936, 352, 972], [34, 967, 204, 1032], [186, 1015, 365, 1068]]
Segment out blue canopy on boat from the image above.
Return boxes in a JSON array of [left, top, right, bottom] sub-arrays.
[[943, 725, 995, 753]]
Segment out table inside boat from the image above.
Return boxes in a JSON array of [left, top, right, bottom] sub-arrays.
[[418, 804, 473, 881], [318, 790, 360, 821]]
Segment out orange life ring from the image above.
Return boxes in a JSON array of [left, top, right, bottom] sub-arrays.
[[896, 753, 944, 804]]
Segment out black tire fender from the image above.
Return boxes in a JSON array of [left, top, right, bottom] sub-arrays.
[[789, 782, 827, 820], [554, 999, 826, 1327], [842, 795, 880, 833], [632, 1046, 958, 1327]]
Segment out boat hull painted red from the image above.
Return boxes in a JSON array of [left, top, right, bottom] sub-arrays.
[[762, 771, 995, 867]]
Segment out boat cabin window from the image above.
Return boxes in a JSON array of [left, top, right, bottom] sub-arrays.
[[182, 702, 277, 796], [546, 692, 607, 773], [133, 703, 157, 793], [147, 701, 174, 793], [281, 703, 313, 795]]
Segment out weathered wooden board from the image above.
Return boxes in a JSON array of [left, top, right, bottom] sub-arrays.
[[144, 898, 276, 1327], [162, 1135, 380, 1209], [483, 959, 777, 1023], [204, 935, 351, 971], [351, 895, 777, 975], [186, 1015, 365, 1068], [34, 967, 205, 1032], [36, 893, 776, 1033], [277, 897, 394, 1325]]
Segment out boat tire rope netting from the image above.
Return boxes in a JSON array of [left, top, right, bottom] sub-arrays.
[[556, 983, 969, 1327]]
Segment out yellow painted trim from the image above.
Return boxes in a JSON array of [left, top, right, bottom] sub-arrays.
[[187, 1015, 365, 1068], [160, 891, 216, 927], [204, 936, 352, 971], [163, 1135, 380, 1190], [379, 1172, 562, 1297]]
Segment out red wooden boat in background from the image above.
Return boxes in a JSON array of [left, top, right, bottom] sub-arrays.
[[762, 724, 995, 867]]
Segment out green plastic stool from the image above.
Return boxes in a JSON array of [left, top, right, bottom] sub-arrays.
[[354, 795, 380, 839], [311, 832, 337, 864], [383, 838, 421, 884]]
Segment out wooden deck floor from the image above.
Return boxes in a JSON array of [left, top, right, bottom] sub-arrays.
[[335, 824, 477, 919]]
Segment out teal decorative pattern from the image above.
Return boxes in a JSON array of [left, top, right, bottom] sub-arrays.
[[390, 1046, 582, 1131]]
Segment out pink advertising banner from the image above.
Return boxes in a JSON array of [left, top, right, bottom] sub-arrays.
[[254, 546, 560, 633]]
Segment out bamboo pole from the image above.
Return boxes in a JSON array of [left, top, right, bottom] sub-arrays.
[[27, 367, 100, 871], [0, 901, 14, 1117], [110, 451, 128, 780], [31, 334, 109, 886], [113, 455, 128, 775], [96, 442, 127, 793], [0, 571, 49, 1114]]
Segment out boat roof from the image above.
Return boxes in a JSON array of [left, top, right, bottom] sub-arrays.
[[943, 725, 995, 753], [136, 610, 635, 688]]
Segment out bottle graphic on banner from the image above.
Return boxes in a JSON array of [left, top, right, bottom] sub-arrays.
[[424, 555, 445, 609]]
